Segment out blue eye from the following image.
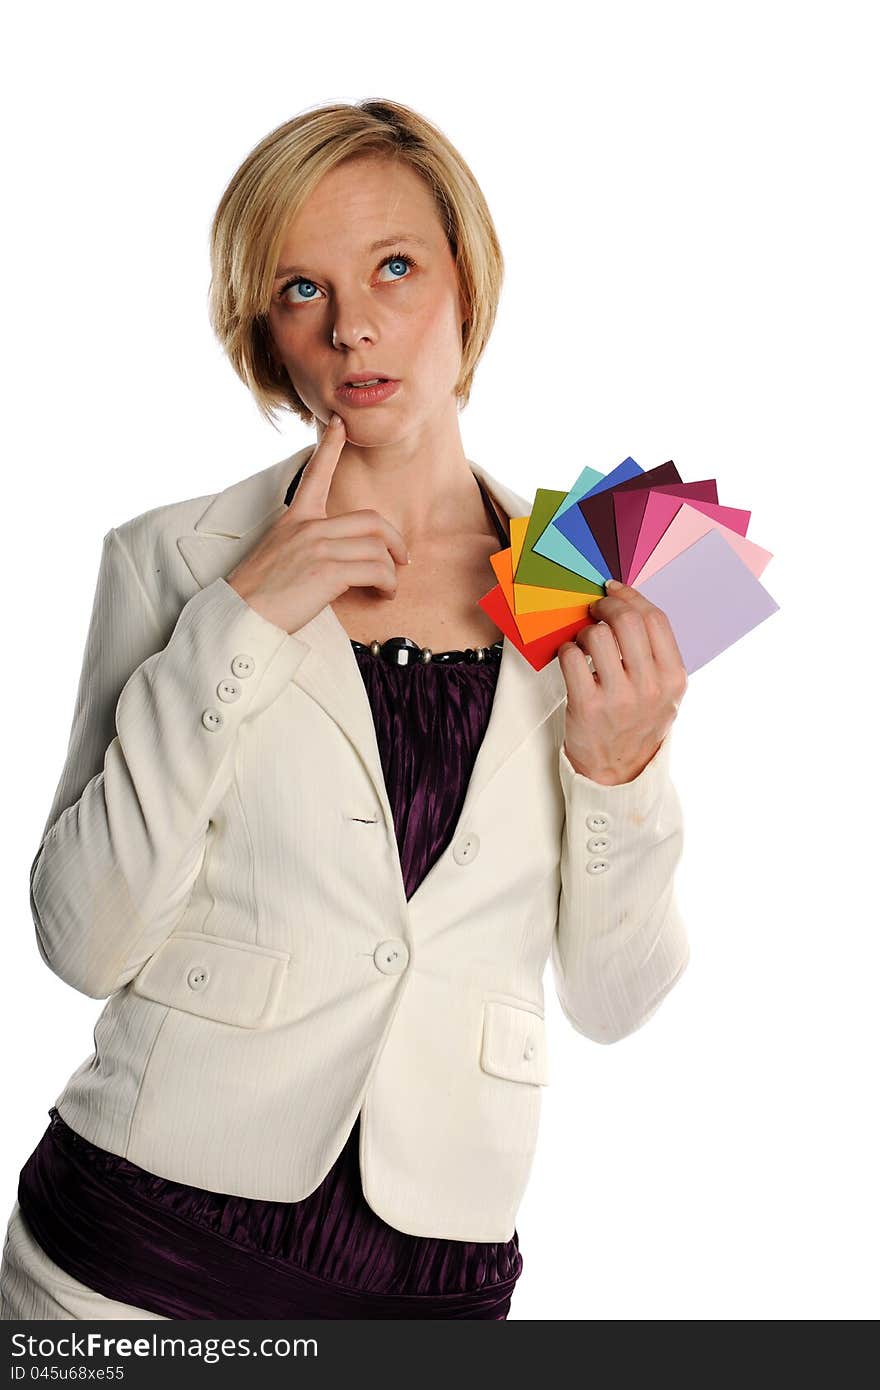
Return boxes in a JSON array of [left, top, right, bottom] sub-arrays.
[[378, 255, 414, 281], [277, 250, 416, 304]]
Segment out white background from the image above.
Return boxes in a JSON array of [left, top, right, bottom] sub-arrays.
[[2, 0, 877, 1321]]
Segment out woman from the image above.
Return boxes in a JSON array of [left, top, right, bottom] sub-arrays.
[[0, 98, 690, 1320]]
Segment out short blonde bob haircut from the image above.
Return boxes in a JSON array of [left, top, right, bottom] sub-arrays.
[[208, 98, 504, 430]]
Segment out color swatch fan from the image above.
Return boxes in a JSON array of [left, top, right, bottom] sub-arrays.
[[478, 457, 780, 673]]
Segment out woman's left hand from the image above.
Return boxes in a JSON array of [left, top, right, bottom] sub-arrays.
[[558, 579, 688, 786]]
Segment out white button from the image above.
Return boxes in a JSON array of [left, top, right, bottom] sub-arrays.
[[216, 678, 242, 703], [586, 812, 611, 832], [186, 965, 209, 990], [523, 1037, 536, 1060], [231, 654, 255, 678], [587, 835, 610, 853], [452, 832, 480, 865], [201, 708, 224, 731], [587, 858, 609, 874], [372, 939, 409, 975]]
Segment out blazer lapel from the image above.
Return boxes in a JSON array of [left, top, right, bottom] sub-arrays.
[[176, 446, 568, 845]]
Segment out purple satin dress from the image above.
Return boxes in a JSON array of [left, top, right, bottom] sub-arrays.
[[16, 471, 524, 1319]]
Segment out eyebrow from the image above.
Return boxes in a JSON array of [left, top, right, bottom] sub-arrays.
[[273, 233, 431, 281]]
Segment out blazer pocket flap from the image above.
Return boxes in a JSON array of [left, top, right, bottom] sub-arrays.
[[131, 931, 290, 1028], [480, 999, 549, 1086]]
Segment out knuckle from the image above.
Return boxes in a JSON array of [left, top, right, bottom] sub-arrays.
[[616, 609, 643, 631]]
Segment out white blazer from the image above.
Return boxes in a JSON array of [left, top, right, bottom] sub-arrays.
[[30, 445, 689, 1242]]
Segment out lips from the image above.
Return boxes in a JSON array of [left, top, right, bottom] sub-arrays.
[[335, 378, 401, 407]]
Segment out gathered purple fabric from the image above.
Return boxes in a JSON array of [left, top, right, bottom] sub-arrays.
[[17, 471, 522, 1320]]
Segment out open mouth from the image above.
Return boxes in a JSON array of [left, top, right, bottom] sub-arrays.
[[336, 378, 401, 406]]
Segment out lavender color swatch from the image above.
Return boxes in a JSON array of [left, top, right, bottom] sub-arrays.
[[637, 526, 780, 674]]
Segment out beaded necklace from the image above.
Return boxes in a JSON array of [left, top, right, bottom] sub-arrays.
[[350, 635, 503, 667]]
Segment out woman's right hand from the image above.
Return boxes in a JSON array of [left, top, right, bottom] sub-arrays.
[[225, 414, 410, 635]]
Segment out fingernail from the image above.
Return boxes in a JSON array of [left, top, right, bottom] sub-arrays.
[[329, 412, 342, 427], [605, 578, 623, 590]]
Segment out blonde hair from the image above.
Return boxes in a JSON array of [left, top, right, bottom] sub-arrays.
[[207, 98, 504, 430]]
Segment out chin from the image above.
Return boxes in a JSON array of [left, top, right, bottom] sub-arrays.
[[335, 414, 411, 447]]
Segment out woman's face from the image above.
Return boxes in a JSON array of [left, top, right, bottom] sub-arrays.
[[266, 155, 466, 444]]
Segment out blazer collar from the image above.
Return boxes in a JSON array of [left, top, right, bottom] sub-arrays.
[[177, 446, 567, 863]]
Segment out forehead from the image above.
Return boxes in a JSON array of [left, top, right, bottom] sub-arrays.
[[277, 157, 445, 257]]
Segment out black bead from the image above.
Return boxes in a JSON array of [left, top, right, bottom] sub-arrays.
[[379, 636, 420, 667]]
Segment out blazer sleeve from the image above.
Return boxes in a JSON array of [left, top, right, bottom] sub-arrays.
[[29, 523, 308, 1000], [550, 726, 690, 1043]]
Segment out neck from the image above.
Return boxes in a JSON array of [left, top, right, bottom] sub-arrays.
[[322, 404, 488, 543]]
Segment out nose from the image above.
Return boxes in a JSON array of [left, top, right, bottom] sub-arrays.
[[331, 322, 376, 351], [329, 289, 379, 351]]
